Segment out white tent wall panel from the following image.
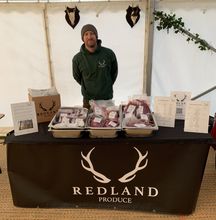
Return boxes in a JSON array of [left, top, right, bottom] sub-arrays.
[[2, 0, 216, 127], [152, 1, 216, 115], [48, 3, 146, 107], [0, 6, 51, 126], [0, 2, 146, 126]]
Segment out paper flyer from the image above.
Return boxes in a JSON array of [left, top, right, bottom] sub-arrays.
[[154, 96, 176, 127], [11, 102, 38, 136], [184, 100, 210, 133], [171, 91, 191, 120]]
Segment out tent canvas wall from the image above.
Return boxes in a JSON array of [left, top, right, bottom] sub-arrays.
[[152, 0, 216, 117], [0, 1, 146, 126], [1, 0, 216, 127]]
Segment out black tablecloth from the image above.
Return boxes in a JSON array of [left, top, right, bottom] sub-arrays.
[[5, 120, 214, 214], [5, 120, 213, 144]]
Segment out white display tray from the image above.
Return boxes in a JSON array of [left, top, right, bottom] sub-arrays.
[[86, 112, 121, 138], [122, 113, 158, 137], [48, 128, 84, 138], [88, 127, 120, 138], [48, 107, 88, 138]]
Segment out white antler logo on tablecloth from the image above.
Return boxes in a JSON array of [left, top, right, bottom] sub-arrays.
[[118, 147, 148, 183], [81, 147, 148, 183], [81, 147, 111, 184]]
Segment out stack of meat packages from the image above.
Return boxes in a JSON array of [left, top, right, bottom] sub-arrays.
[[87, 101, 120, 129], [50, 107, 88, 129], [122, 98, 156, 128]]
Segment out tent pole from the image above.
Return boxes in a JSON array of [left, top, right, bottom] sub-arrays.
[[191, 85, 216, 100], [143, 0, 155, 96], [43, 4, 55, 88]]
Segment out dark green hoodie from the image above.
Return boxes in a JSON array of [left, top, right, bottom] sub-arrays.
[[72, 40, 118, 101]]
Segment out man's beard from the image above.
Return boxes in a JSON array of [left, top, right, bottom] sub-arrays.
[[87, 40, 96, 48], [89, 44, 96, 48]]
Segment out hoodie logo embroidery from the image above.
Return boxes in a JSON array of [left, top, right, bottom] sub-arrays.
[[98, 60, 106, 68]]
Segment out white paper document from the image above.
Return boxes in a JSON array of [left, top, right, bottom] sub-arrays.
[[184, 100, 210, 133], [11, 102, 38, 136], [171, 91, 191, 120], [154, 96, 176, 127], [28, 87, 58, 97]]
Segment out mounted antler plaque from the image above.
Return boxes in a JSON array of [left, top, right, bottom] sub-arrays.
[[65, 6, 80, 29], [126, 6, 141, 28]]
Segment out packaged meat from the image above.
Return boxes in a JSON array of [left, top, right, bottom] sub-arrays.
[[122, 98, 158, 137], [48, 107, 88, 138], [87, 100, 121, 138]]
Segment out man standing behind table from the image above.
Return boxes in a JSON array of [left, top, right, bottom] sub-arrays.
[[72, 24, 118, 109]]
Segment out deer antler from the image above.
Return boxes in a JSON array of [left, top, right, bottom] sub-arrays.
[[49, 100, 56, 111], [81, 147, 111, 184], [39, 103, 47, 111], [118, 147, 148, 183]]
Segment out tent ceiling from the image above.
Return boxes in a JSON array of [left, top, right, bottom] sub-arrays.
[[0, 0, 142, 3]]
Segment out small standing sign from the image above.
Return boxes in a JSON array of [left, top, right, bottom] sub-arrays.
[[154, 96, 176, 127], [184, 100, 210, 133], [11, 102, 38, 136], [171, 91, 191, 120]]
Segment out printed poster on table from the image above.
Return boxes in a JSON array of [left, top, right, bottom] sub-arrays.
[[184, 100, 210, 133], [171, 91, 191, 120], [11, 101, 38, 136], [153, 96, 176, 127]]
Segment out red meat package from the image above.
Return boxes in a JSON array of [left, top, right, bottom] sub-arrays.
[[87, 100, 120, 128], [122, 97, 155, 128]]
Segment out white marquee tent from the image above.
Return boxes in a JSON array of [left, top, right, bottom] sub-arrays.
[[0, 0, 216, 126]]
